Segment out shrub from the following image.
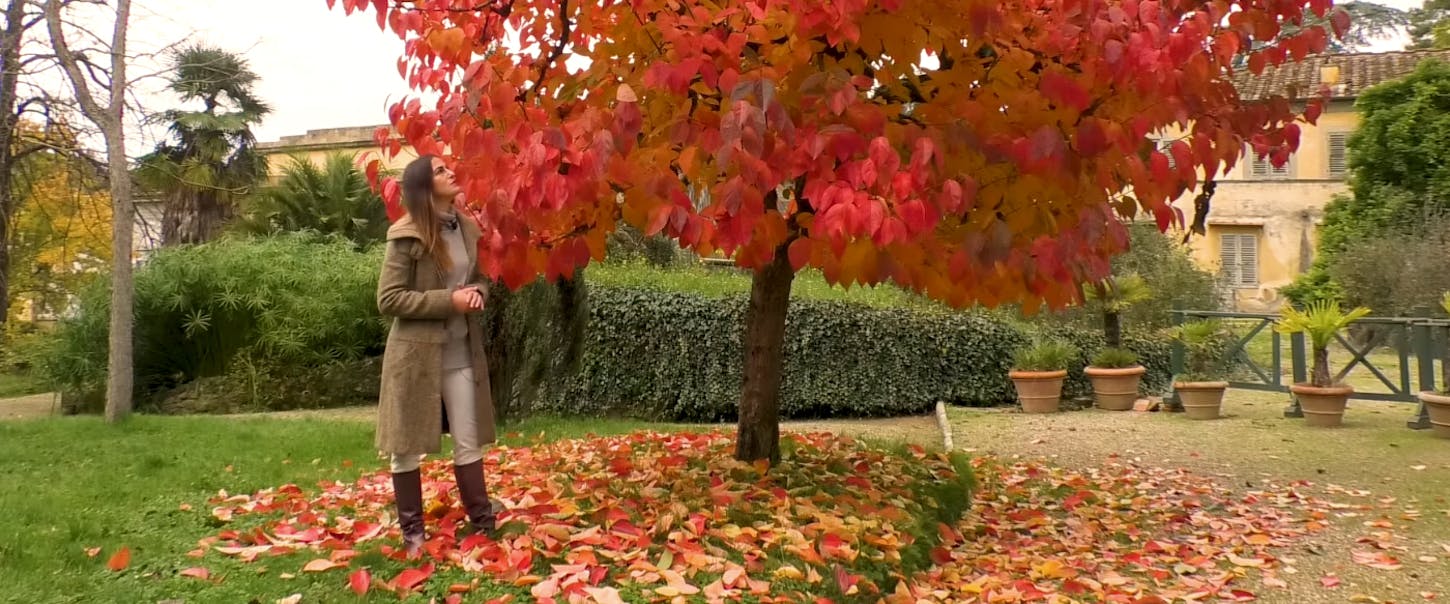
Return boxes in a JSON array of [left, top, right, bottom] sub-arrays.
[[37, 233, 386, 412], [1091, 347, 1140, 368], [152, 357, 382, 414], [232, 153, 391, 249], [536, 279, 1175, 422], [1326, 217, 1450, 317], [1011, 339, 1078, 371]]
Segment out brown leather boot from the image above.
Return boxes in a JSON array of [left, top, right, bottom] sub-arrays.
[[391, 469, 426, 558], [452, 460, 499, 538]]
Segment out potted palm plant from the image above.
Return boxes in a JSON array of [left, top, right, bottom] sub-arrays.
[[1009, 339, 1078, 413], [1414, 292, 1450, 438], [1082, 275, 1151, 411], [1084, 273, 1152, 350], [1275, 300, 1371, 427], [1173, 319, 1232, 420], [1085, 347, 1145, 411]]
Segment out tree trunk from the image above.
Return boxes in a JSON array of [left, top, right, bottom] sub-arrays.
[[162, 190, 230, 246], [47, 0, 133, 422], [0, 0, 28, 327], [1312, 347, 1331, 388], [1103, 310, 1122, 349], [735, 240, 795, 465], [103, 132, 133, 422], [482, 280, 517, 423]]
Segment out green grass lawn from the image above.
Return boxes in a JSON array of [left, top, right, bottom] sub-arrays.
[[0, 414, 676, 603]]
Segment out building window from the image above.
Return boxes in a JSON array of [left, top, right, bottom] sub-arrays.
[[1249, 151, 1292, 179], [1327, 132, 1349, 178], [1219, 232, 1260, 288]]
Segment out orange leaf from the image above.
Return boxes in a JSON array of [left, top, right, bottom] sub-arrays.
[[585, 587, 627, 604], [107, 547, 131, 572], [303, 558, 345, 573], [179, 567, 210, 580]]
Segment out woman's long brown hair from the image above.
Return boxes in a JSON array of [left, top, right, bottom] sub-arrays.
[[399, 154, 452, 274]]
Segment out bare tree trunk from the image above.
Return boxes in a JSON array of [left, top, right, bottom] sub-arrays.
[[735, 239, 795, 465], [162, 189, 230, 246], [102, 131, 133, 422], [0, 0, 28, 326], [1312, 347, 1331, 388], [46, 0, 132, 422], [1103, 310, 1122, 349]]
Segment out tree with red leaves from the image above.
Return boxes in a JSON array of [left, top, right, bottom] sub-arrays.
[[331, 0, 1344, 463]]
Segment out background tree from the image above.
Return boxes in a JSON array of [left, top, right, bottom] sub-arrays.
[[1408, 0, 1450, 49], [1285, 59, 1450, 307], [45, 0, 133, 424], [234, 153, 389, 249], [1315, 1, 1409, 51], [138, 44, 269, 246], [339, 0, 1339, 463], [5, 120, 111, 323]]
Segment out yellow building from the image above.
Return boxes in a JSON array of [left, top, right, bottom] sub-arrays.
[[256, 125, 415, 180], [1171, 49, 1450, 311]]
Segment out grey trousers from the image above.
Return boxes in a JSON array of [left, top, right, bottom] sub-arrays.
[[389, 367, 484, 472]]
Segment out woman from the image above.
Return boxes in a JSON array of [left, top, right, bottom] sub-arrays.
[[376, 154, 499, 557]]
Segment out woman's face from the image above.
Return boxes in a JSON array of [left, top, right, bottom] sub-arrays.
[[430, 157, 460, 200]]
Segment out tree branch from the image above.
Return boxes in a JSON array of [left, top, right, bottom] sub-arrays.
[[523, 0, 571, 101]]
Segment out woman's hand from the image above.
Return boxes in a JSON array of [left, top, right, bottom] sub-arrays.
[[451, 286, 485, 313]]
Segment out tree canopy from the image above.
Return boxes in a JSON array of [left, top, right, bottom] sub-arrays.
[[336, 0, 1336, 309]]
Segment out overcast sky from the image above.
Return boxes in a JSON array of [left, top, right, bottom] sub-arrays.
[[117, 0, 1425, 147]]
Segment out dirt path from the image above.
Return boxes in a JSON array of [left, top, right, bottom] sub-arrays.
[[950, 391, 1450, 603], [0, 393, 57, 420]]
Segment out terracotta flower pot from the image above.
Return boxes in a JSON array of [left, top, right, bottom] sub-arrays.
[[1174, 381, 1228, 420], [1085, 365, 1146, 411], [1290, 383, 1354, 427], [1009, 369, 1068, 413], [1416, 391, 1450, 439]]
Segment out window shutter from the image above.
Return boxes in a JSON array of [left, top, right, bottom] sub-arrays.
[[1328, 132, 1349, 177], [1159, 139, 1176, 170], [1220, 234, 1240, 286], [1238, 234, 1259, 286], [1250, 155, 1269, 178], [1249, 147, 1291, 179]]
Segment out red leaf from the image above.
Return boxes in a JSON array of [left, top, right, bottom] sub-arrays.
[[395, 563, 435, 591], [1040, 70, 1091, 111], [1321, 575, 1342, 588], [107, 547, 131, 572], [1305, 101, 1323, 124], [1248, 51, 1267, 75], [788, 237, 813, 271], [1330, 9, 1352, 38], [350, 569, 372, 595]]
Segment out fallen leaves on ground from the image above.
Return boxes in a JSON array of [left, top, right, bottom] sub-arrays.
[[204, 431, 971, 602], [192, 431, 1395, 602]]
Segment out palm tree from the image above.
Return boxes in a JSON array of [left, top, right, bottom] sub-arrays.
[[137, 45, 270, 246], [234, 153, 390, 249]]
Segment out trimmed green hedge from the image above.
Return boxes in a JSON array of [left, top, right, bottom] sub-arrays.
[[537, 282, 1174, 422]]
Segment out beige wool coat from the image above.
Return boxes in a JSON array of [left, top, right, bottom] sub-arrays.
[[375, 214, 497, 455]]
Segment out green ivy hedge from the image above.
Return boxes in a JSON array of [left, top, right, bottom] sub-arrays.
[[537, 284, 1174, 422]]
